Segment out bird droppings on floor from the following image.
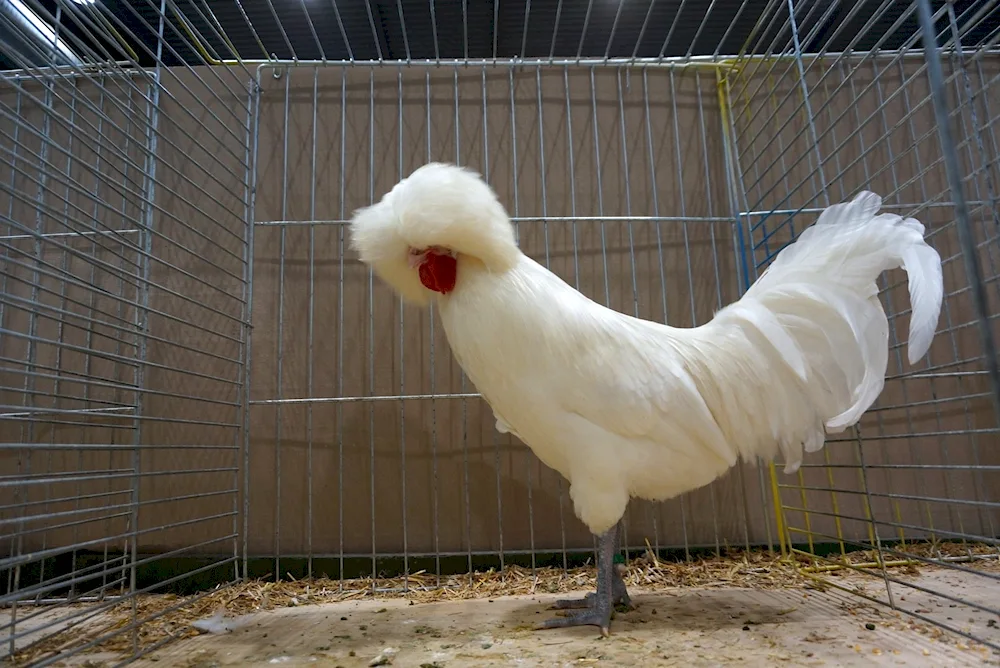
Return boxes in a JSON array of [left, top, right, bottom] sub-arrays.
[[6, 545, 998, 667], [19, 575, 1000, 667], [127, 573, 996, 667]]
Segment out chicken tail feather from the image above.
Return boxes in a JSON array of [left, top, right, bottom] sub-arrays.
[[706, 192, 943, 474]]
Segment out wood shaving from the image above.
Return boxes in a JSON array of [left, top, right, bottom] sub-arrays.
[[8, 540, 997, 665]]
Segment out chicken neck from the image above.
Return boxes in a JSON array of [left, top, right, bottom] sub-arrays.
[[536, 522, 631, 636]]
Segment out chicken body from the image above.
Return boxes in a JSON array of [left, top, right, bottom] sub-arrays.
[[349, 162, 944, 635], [439, 253, 740, 535]]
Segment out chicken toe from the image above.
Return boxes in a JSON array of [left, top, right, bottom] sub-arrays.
[[551, 564, 631, 610], [538, 604, 613, 636], [537, 526, 620, 636]]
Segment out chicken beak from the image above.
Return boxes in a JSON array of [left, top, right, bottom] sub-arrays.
[[407, 250, 426, 269]]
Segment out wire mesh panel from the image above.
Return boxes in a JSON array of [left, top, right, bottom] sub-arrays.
[[246, 61, 775, 586], [722, 0, 1000, 650], [0, 3, 252, 663]]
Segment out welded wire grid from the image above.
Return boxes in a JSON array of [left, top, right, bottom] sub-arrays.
[[248, 61, 762, 586], [1, 0, 999, 664], [725, 0, 1000, 651], [0, 0, 252, 664], [239, 1, 806, 590]]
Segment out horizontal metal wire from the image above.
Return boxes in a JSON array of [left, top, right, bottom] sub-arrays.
[[0, 534, 235, 612], [0, 441, 237, 451], [0, 500, 238, 547], [778, 482, 1000, 506], [0, 466, 236, 489], [254, 215, 737, 227], [781, 504, 1000, 548], [798, 463, 1000, 471], [250, 392, 482, 406], [0, 510, 237, 572]]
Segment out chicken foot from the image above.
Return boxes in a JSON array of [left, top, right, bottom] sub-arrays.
[[536, 525, 626, 636], [550, 523, 632, 611]]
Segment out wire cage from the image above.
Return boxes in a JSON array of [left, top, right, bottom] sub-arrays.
[[0, 0, 997, 664]]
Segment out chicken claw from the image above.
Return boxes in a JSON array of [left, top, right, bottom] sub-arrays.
[[537, 526, 621, 636], [551, 564, 632, 610], [538, 605, 612, 637]]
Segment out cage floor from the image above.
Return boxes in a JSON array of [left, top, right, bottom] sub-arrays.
[[10, 568, 994, 667]]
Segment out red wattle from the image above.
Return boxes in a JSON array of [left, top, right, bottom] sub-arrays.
[[418, 253, 458, 294]]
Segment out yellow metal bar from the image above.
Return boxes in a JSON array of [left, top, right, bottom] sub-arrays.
[[794, 472, 816, 559], [800, 560, 918, 573], [170, 3, 265, 66], [820, 448, 848, 558], [95, 11, 138, 62], [172, 4, 227, 66], [768, 462, 789, 558], [788, 547, 918, 573]]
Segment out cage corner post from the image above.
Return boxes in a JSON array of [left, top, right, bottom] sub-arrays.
[[238, 66, 264, 586], [915, 0, 1000, 423], [125, 0, 167, 655], [715, 61, 788, 561]]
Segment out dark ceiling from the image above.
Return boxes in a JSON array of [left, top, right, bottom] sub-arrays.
[[1, 0, 997, 71]]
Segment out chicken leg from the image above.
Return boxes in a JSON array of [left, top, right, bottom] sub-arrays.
[[550, 522, 632, 611], [536, 524, 630, 636]]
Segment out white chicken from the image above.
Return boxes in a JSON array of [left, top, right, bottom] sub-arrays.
[[349, 162, 944, 636]]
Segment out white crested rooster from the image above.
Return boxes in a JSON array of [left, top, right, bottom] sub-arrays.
[[349, 162, 944, 636]]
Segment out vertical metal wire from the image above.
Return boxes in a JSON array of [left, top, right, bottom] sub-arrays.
[[76, 77, 105, 597], [306, 66, 318, 578], [667, 68, 692, 561], [367, 68, 377, 589], [337, 68, 347, 589], [695, 70, 725, 558], [614, 67, 636, 560], [560, 64, 581, 563], [111, 79, 136, 601], [508, 66, 536, 577], [640, 67, 665, 558], [535, 66, 568, 572], [426, 69, 442, 586], [455, 67, 473, 584], [56, 75, 80, 598], [397, 69, 409, 592], [240, 69, 259, 581], [243, 68, 263, 582], [272, 67, 290, 583], [482, 66, 505, 576]]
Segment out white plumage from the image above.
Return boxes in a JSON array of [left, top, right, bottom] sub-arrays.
[[349, 162, 944, 633]]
